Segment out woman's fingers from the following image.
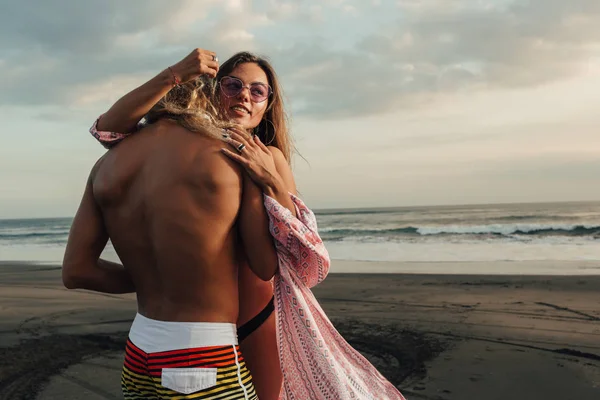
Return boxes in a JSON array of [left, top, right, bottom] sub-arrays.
[[221, 129, 278, 189], [226, 126, 248, 138], [225, 127, 270, 155], [224, 129, 273, 159], [199, 51, 219, 77], [221, 148, 250, 167], [201, 63, 219, 78], [171, 48, 220, 82], [204, 50, 218, 62], [225, 129, 253, 148], [253, 135, 270, 153], [224, 130, 274, 166], [225, 138, 247, 153], [222, 132, 252, 154]]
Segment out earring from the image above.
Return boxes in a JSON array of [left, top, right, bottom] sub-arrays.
[[263, 119, 276, 145]]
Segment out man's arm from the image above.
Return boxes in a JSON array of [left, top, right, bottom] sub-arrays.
[[62, 165, 134, 294]]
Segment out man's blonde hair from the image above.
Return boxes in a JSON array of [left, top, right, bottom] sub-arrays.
[[145, 76, 237, 140]]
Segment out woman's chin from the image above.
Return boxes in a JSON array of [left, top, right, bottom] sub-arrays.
[[229, 117, 258, 131], [228, 115, 248, 127]]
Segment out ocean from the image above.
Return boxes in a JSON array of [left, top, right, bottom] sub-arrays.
[[1, 201, 599, 274]]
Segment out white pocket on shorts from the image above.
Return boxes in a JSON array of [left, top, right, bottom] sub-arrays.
[[161, 367, 218, 394]]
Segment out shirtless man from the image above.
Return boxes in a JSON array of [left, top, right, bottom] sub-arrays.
[[62, 117, 277, 399]]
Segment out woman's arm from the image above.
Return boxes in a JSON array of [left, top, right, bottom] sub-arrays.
[[237, 166, 297, 281], [236, 145, 298, 281], [95, 48, 219, 134], [223, 129, 298, 280], [263, 145, 297, 217], [237, 176, 280, 281], [223, 129, 322, 283], [96, 69, 174, 133]]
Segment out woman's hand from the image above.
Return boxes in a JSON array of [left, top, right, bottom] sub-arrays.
[[93, 48, 220, 136], [170, 48, 220, 82], [221, 127, 282, 191]]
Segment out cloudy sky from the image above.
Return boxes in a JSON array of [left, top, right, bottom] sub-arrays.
[[2, 0, 600, 218]]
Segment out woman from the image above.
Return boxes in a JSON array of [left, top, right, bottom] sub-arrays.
[[91, 49, 405, 400]]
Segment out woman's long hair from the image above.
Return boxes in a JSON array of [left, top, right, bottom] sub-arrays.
[[216, 52, 293, 163]]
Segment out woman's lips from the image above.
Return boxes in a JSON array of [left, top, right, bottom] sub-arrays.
[[229, 105, 250, 117]]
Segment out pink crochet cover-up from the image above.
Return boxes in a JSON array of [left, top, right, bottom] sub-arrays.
[[90, 117, 406, 400]]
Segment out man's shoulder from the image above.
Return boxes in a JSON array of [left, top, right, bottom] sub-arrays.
[[90, 154, 109, 180]]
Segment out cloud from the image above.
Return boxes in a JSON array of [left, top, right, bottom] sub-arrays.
[[1, 0, 600, 120], [268, 0, 600, 117], [0, 0, 264, 110], [1, 1, 197, 54]]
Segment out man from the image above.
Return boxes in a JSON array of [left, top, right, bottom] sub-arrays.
[[62, 117, 275, 399]]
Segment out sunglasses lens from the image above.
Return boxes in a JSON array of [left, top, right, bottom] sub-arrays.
[[221, 77, 243, 97], [220, 77, 271, 102], [250, 84, 270, 102]]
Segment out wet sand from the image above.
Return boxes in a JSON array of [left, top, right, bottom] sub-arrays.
[[0, 261, 599, 399]]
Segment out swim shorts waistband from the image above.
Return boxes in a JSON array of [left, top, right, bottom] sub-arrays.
[[129, 313, 238, 354]]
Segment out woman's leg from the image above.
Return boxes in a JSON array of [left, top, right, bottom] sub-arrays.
[[240, 311, 281, 399], [237, 263, 283, 400]]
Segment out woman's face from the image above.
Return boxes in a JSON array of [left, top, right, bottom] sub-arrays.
[[219, 62, 270, 130]]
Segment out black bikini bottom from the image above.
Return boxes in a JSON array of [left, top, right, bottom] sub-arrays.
[[237, 296, 275, 343]]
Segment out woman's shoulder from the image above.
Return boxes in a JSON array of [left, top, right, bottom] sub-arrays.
[[267, 145, 297, 194], [267, 145, 287, 162]]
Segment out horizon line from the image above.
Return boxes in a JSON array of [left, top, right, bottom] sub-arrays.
[[1, 198, 599, 221]]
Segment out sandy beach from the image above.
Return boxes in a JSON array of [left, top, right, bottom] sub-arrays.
[[0, 261, 599, 399]]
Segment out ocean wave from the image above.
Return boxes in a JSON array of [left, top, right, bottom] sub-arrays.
[[321, 227, 418, 239], [491, 215, 580, 222], [0, 231, 69, 246], [315, 209, 400, 216], [321, 223, 600, 240], [418, 223, 600, 236]]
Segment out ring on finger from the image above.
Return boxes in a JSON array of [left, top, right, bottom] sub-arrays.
[[213, 54, 218, 62], [237, 143, 246, 152]]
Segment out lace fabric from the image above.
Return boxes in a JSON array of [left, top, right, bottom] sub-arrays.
[[264, 194, 405, 400]]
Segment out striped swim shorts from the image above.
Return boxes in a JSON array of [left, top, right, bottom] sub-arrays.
[[121, 313, 257, 399]]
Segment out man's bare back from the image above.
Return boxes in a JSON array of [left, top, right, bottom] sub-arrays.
[[92, 120, 243, 322]]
